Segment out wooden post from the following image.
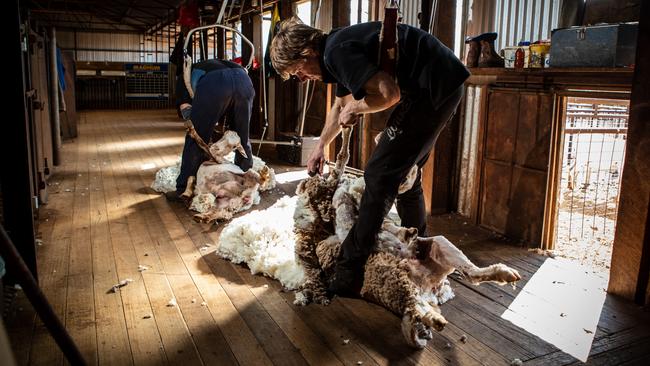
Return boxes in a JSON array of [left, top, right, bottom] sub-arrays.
[[608, 0, 650, 305], [421, 0, 459, 214]]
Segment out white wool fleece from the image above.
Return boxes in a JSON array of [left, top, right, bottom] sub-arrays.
[[217, 195, 305, 289], [151, 160, 181, 193]]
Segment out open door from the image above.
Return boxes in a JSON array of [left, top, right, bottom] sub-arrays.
[[546, 96, 629, 275]]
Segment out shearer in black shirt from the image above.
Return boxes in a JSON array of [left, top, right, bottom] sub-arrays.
[[270, 18, 469, 296]]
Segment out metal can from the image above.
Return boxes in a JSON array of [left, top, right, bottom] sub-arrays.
[[515, 48, 525, 68], [530, 44, 551, 68], [544, 53, 551, 68]]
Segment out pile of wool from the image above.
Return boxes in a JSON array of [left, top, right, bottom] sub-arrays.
[[151, 159, 181, 193], [217, 195, 305, 290]]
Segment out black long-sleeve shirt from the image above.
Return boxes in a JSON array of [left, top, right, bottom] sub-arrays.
[[320, 22, 470, 109]]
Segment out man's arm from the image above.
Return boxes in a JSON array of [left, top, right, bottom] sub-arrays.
[[339, 71, 400, 126], [307, 95, 352, 175], [306, 71, 400, 175]]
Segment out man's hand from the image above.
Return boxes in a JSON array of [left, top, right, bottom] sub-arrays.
[[307, 146, 326, 176], [180, 104, 192, 120]]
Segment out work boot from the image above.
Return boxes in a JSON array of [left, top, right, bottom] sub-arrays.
[[464, 38, 480, 67], [466, 33, 504, 68], [328, 260, 364, 298], [478, 33, 504, 67], [165, 190, 188, 204]]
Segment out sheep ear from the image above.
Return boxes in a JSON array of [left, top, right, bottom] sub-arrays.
[[236, 143, 249, 159]]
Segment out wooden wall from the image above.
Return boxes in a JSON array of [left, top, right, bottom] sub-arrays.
[[28, 32, 54, 203], [478, 89, 552, 246], [426, 0, 460, 214]]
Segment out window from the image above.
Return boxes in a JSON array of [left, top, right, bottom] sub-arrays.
[[296, 0, 312, 26], [262, 11, 272, 59], [225, 21, 242, 60], [350, 0, 369, 25]]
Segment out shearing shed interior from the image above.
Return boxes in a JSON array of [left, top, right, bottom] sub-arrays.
[[2, 0, 649, 365]]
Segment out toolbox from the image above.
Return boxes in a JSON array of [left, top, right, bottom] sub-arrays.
[[550, 22, 638, 67]]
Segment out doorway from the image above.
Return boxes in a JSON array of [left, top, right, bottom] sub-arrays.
[[551, 97, 629, 274]]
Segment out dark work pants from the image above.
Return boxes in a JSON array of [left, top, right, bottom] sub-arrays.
[[176, 68, 254, 193], [339, 86, 464, 266]]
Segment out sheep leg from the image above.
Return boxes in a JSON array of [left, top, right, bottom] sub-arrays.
[[235, 142, 248, 159], [258, 165, 271, 188], [181, 176, 196, 199], [401, 314, 430, 349], [462, 263, 522, 285], [193, 207, 233, 224], [294, 228, 331, 306], [185, 121, 217, 161], [382, 221, 418, 246], [418, 300, 447, 331], [334, 194, 357, 242], [334, 127, 352, 178], [420, 236, 521, 285], [401, 296, 446, 349]]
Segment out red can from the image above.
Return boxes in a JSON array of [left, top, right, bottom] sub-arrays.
[[514, 48, 525, 68]]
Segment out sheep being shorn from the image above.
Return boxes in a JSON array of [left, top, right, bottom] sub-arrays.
[[152, 130, 276, 224], [211, 128, 519, 348], [294, 172, 521, 348], [293, 129, 521, 348]]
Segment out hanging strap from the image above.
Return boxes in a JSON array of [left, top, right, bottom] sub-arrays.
[[335, 1, 400, 178]]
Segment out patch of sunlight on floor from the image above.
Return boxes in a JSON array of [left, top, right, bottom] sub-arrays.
[[100, 136, 183, 152], [501, 257, 608, 362], [275, 170, 310, 184]]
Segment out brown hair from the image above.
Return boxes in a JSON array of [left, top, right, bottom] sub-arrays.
[[270, 17, 325, 80]]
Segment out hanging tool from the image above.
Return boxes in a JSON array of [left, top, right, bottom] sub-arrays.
[[257, 0, 270, 155], [182, 23, 254, 98], [180, 22, 255, 152]]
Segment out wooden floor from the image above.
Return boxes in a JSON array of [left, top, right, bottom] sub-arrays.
[[4, 110, 650, 365]]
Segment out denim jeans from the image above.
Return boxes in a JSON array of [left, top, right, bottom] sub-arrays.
[[176, 68, 254, 193]]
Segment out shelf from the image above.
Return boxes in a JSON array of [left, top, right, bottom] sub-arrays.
[[466, 67, 634, 90]]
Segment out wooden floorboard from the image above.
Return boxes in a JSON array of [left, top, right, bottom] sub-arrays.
[[29, 129, 81, 366], [87, 123, 134, 366], [96, 118, 169, 366], [5, 110, 650, 366], [127, 118, 279, 366], [103, 116, 204, 365]]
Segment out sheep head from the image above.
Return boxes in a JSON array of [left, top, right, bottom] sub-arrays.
[[209, 130, 248, 161]]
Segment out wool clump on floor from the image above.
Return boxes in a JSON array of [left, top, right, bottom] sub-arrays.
[[217, 195, 305, 290], [151, 159, 181, 193]]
